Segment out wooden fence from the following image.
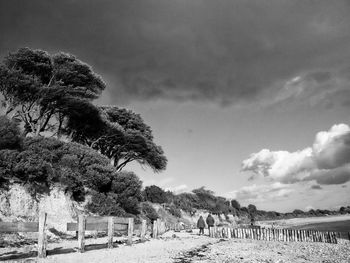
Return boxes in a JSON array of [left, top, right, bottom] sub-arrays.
[[152, 218, 167, 238], [165, 222, 193, 232], [0, 212, 48, 258], [209, 226, 339, 244], [66, 216, 148, 252]]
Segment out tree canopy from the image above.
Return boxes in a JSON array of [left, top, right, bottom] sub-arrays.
[[0, 48, 106, 137], [0, 48, 167, 172], [72, 105, 167, 172]]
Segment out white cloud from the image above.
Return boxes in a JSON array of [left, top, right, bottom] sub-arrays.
[[242, 124, 350, 185], [225, 182, 294, 204]]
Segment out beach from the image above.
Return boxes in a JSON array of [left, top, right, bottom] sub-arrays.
[[1, 218, 350, 263]]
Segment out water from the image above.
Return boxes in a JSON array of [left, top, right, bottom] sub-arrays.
[[293, 220, 350, 239]]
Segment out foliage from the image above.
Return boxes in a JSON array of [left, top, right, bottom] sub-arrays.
[[0, 134, 143, 213], [144, 185, 168, 204], [111, 171, 143, 214], [173, 193, 199, 213], [231, 199, 241, 210], [168, 204, 182, 218], [0, 48, 106, 137], [0, 116, 22, 150], [87, 191, 126, 216], [248, 204, 257, 215], [72, 106, 167, 172], [141, 202, 159, 221], [0, 48, 167, 174]]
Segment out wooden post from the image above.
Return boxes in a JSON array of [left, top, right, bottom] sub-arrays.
[[333, 232, 338, 244], [156, 219, 161, 235], [140, 220, 147, 242], [37, 212, 47, 258], [78, 215, 85, 253], [152, 220, 158, 239], [127, 218, 134, 245], [107, 217, 114, 249]]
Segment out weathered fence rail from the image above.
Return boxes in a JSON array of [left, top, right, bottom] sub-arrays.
[[66, 216, 149, 252], [209, 226, 339, 244], [0, 212, 48, 258]]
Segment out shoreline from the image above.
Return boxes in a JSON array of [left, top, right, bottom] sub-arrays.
[[258, 214, 350, 227]]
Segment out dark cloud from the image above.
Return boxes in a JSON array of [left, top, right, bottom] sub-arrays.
[[310, 185, 322, 190], [1, 0, 350, 105], [309, 166, 350, 185]]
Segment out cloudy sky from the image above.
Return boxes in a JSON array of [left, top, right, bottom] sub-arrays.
[[1, 0, 350, 212]]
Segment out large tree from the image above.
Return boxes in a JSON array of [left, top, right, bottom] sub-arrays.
[[0, 48, 167, 173], [72, 106, 167, 172], [0, 47, 106, 137]]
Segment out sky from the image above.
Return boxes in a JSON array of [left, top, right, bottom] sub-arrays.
[[1, 0, 350, 212]]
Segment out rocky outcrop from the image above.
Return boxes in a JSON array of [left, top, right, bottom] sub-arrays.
[[0, 184, 83, 233]]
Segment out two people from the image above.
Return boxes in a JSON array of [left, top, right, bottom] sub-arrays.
[[197, 213, 215, 235]]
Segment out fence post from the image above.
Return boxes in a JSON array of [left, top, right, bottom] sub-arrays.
[[152, 220, 158, 239], [78, 215, 86, 253], [156, 219, 161, 235], [107, 217, 114, 249], [140, 220, 147, 242], [38, 212, 47, 258], [127, 218, 134, 246]]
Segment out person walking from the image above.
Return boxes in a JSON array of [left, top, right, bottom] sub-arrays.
[[206, 213, 215, 234], [197, 216, 206, 235]]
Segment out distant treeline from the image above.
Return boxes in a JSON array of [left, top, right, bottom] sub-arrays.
[[143, 185, 350, 221]]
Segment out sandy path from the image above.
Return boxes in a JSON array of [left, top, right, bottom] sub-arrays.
[[0, 231, 215, 263]]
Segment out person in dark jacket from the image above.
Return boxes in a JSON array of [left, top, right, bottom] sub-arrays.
[[197, 216, 206, 235], [206, 213, 215, 233]]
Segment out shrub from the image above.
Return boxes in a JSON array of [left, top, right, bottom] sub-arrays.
[[144, 185, 167, 204], [168, 205, 182, 218], [111, 171, 143, 214], [0, 116, 22, 150], [141, 202, 158, 221], [87, 191, 126, 216]]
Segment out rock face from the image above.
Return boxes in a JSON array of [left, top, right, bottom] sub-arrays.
[[0, 184, 82, 233]]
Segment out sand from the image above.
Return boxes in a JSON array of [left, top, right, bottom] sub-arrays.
[[1, 229, 349, 262], [1, 215, 350, 262]]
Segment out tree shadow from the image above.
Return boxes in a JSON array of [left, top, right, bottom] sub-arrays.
[[0, 241, 125, 261]]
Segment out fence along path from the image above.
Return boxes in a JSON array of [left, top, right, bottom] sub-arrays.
[[67, 215, 149, 252], [209, 226, 339, 244], [0, 212, 48, 258]]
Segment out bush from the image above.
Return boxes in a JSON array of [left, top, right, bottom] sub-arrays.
[[87, 191, 126, 216], [168, 205, 182, 218], [141, 202, 159, 221], [0, 116, 22, 150], [144, 185, 167, 204], [111, 171, 143, 214]]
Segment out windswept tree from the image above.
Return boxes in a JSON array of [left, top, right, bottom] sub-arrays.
[[0, 47, 106, 137], [72, 106, 167, 172]]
